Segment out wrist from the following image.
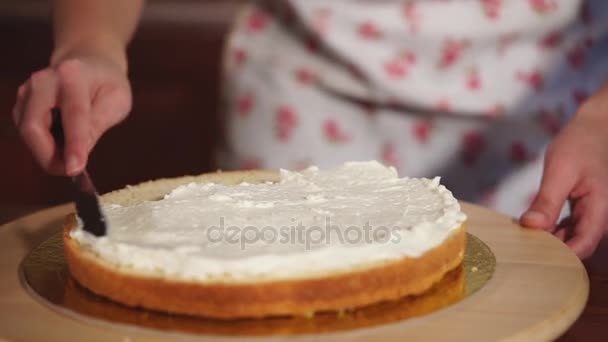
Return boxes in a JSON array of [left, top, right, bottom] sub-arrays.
[[576, 82, 608, 125], [50, 34, 128, 73]]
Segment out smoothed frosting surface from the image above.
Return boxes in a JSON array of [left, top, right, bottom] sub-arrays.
[[72, 161, 466, 281]]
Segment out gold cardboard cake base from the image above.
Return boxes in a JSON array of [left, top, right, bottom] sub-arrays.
[[20, 233, 494, 336]]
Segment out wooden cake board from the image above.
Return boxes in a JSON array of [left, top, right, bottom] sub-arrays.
[[0, 202, 588, 341]]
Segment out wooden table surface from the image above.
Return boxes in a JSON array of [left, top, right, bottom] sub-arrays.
[[0, 204, 605, 341]]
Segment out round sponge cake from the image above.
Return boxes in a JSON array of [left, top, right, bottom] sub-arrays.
[[63, 161, 467, 319]]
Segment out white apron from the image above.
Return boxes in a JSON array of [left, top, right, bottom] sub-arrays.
[[219, 0, 608, 217]]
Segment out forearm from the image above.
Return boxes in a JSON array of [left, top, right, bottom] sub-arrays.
[[50, 0, 145, 71]]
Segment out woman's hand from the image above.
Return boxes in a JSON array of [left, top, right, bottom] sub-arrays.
[[521, 86, 608, 258], [12, 56, 132, 176]]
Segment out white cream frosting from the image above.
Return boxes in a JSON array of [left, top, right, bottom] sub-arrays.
[[71, 161, 466, 282]]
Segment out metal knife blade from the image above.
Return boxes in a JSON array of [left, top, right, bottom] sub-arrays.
[[51, 109, 107, 236]]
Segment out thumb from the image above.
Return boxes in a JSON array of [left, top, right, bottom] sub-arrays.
[[520, 155, 577, 230]]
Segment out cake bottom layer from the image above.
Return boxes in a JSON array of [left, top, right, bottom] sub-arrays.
[[64, 215, 466, 319]]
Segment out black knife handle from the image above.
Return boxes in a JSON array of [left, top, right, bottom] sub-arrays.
[[50, 108, 107, 237], [51, 108, 65, 150]]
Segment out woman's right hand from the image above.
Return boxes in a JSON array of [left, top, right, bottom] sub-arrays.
[[12, 55, 132, 176]]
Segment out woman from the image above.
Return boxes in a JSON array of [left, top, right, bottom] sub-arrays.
[[12, 0, 608, 258]]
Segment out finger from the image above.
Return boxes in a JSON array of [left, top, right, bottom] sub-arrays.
[[17, 70, 63, 173], [90, 84, 131, 142], [520, 153, 578, 230], [566, 194, 606, 259], [57, 60, 93, 175]]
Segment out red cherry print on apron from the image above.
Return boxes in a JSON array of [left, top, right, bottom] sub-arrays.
[[539, 31, 562, 49], [516, 70, 544, 91], [295, 67, 319, 85], [461, 130, 486, 166], [413, 120, 432, 144], [509, 142, 530, 163], [323, 119, 351, 143], [233, 48, 247, 66], [466, 67, 482, 91], [384, 51, 416, 79], [402, 1, 421, 33], [567, 43, 586, 69], [237, 92, 254, 117], [381, 142, 399, 168], [439, 39, 470, 68], [358, 20, 383, 40], [306, 36, 321, 54], [275, 106, 299, 142], [481, 0, 502, 19], [538, 109, 558, 135], [312, 8, 332, 35], [529, 0, 558, 14], [537, 107, 565, 135], [247, 8, 270, 33]]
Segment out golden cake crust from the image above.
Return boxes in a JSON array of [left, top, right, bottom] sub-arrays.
[[63, 170, 466, 319]]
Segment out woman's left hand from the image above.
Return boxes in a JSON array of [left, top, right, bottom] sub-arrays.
[[521, 84, 608, 259]]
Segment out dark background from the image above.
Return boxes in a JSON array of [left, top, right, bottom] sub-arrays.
[[0, 0, 244, 218]]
